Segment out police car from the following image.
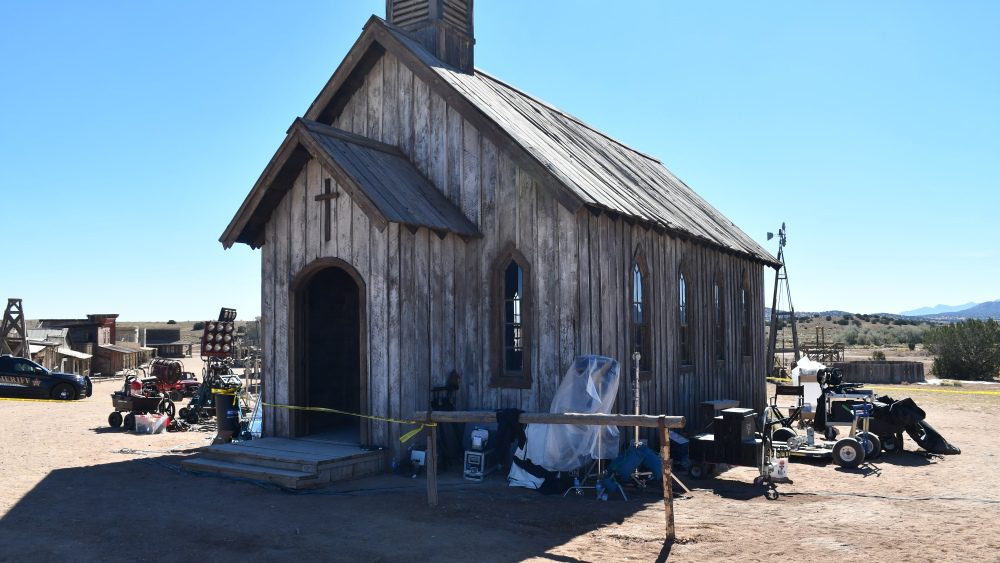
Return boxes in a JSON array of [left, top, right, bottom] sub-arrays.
[[0, 354, 93, 400]]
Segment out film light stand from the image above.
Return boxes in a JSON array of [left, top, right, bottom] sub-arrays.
[[629, 352, 654, 488]]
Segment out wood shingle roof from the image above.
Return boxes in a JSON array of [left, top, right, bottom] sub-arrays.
[[381, 22, 777, 265]]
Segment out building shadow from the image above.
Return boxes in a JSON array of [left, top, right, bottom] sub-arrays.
[[0, 456, 672, 561]]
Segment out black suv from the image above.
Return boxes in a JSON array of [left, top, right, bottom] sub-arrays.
[[0, 354, 92, 400]]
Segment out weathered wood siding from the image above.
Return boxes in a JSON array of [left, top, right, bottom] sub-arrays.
[[260, 51, 767, 457]]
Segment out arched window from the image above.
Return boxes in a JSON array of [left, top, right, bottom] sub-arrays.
[[492, 245, 531, 388], [679, 269, 692, 367], [713, 277, 724, 361], [631, 256, 651, 375], [740, 274, 752, 357]]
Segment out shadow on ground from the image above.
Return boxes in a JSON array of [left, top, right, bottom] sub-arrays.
[[0, 455, 668, 561]]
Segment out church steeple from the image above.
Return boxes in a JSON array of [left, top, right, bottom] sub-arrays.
[[386, 0, 474, 72]]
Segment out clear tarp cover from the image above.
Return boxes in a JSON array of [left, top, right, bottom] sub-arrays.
[[791, 355, 825, 407], [522, 355, 621, 471]]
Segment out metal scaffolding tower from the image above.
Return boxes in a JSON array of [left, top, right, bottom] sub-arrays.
[[765, 224, 799, 376], [1, 298, 29, 358]]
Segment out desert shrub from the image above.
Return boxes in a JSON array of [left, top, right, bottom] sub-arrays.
[[871, 350, 886, 361], [852, 320, 862, 327], [843, 313, 853, 320], [836, 319, 849, 326], [193, 322, 205, 330], [825, 315, 832, 321], [908, 342, 916, 351], [836, 324, 927, 347], [167, 320, 177, 324], [923, 319, 1000, 381]]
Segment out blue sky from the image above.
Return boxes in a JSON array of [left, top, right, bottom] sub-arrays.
[[1, 1, 997, 321]]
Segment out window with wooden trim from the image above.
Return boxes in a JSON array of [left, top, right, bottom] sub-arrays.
[[713, 278, 724, 361], [492, 245, 531, 388], [679, 269, 692, 367], [631, 258, 651, 375], [740, 275, 752, 357]]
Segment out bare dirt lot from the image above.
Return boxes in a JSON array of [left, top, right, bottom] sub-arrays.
[[2, 378, 999, 562]]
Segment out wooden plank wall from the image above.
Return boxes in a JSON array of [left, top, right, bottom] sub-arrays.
[[260, 50, 768, 458]]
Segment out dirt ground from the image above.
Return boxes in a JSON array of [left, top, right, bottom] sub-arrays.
[[2, 372, 999, 562]]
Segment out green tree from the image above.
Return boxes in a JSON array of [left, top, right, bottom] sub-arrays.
[[923, 319, 1000, 381]]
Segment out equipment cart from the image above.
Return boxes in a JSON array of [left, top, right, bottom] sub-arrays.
[[107, 374, 176, 430]]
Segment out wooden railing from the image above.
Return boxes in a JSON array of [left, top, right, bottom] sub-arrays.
[[414, 410, 685, 541]]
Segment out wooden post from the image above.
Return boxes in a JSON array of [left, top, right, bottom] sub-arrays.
[[426, 421, 438, 507], [659, 422, 675, 542]]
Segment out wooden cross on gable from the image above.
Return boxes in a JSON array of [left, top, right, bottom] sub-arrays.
[[314, 178, 339, 242]]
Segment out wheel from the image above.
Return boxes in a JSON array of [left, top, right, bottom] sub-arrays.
[[765, 485, 779, 500], [882, 432, 904, 454], [772, 427, 797, 443], [832, 438, 865, 468], [158, 398, 176, 418], [856, 432, 881, 459], [178, 407, 189, 420], [50, 383, 76, 401], [124, 413, 136, 431], [185, 408, 201, 424], [108, 411, 123, 428], [688, 463, 708, 480]]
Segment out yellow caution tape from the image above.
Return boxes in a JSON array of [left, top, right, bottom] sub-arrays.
[[0, 397, 67, 402], [210, 388, 238, 395], [868, 385, 1000, 397], [261, 402, 436, 443], [767, 378, 1000, 396]]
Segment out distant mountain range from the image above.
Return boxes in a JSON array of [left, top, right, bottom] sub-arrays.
[[901, 299, 1000, 319], [901, 302, 978, 316], [766, 300, 999, 323]]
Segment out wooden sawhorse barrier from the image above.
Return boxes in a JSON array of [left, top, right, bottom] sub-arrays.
[[414, 411, 685, 541]]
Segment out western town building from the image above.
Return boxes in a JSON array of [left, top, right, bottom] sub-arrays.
[[222, 1, 778, 460]]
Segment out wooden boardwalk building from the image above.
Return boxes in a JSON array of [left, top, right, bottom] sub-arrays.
[[222, 0, 779, 459]]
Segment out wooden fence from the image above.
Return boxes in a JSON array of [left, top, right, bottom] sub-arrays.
[[831, 361, 925, 384]]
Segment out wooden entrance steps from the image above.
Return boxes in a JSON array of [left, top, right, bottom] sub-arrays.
[[181, 437, 387, 489]]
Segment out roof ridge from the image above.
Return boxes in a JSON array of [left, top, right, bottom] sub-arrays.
[[472, 69, 664, 165]]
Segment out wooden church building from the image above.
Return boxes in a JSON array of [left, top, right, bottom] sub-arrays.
[[221, 0, 779, 457]]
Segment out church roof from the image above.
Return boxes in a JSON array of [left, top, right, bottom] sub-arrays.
[[221, 117, 480, 248], [377, 22, 776, 265], [225, 16, 777, 266]]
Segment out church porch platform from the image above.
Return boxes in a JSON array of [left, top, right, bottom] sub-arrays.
[[181, 436, 387, 490]]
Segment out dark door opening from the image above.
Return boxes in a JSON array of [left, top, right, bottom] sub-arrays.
[[303, 267, 362, 439]]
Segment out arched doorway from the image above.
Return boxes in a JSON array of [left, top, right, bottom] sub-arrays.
[[295, 264, 365, 441]]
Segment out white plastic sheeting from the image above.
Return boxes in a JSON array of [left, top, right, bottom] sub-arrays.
[[791, 355, 825, 408], [521, 355, 621, 472]]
